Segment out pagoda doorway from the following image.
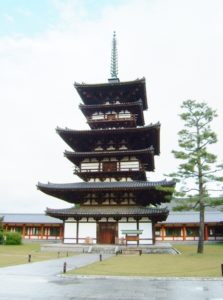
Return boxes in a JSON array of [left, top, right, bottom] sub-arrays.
[[102, 162, 117, 172], [97, 222, 117, 244]]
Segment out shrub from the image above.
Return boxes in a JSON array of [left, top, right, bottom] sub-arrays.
[[5, 232, 22, 245], [0, 218, 4, 245], [0, 231, 4, 245]]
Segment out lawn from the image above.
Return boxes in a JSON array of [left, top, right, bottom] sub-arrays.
[[68, 244, 223, 277], [0, 243, 73, 267]]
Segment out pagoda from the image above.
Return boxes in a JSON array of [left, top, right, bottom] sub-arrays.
[[37, 32, 175, 245]]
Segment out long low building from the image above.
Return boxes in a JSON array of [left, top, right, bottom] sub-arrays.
[[0, 214, 63, 241], [155, 211, 223, 242], [1, 211, 223, 243]]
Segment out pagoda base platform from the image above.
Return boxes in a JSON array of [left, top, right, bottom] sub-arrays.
[[41, 242, 179, 255]]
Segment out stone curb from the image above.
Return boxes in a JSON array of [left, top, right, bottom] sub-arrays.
[[60, 274, 223, 281]]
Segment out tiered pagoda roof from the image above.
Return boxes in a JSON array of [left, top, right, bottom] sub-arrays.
[[46, 206, 169, 222], [37, 74, 175, 224], [38, 180, 175, 206], [74, 78, 148, 109], [56, 123, 160, 154]]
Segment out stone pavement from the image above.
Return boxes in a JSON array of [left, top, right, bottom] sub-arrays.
[[0, 254, 222, 300]]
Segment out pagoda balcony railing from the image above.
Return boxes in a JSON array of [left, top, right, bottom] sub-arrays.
[[87, 116, 136, 123], [74, 166, 145, 173]]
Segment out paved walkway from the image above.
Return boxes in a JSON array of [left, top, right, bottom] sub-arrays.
[[0, 254, 222, 300]]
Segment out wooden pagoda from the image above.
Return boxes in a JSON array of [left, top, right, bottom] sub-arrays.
[[37, 33, 175, 245]]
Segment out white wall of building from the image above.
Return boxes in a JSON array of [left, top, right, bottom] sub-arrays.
[[120, 161, 139, 170], [64, 222, 76, 244], [79, 222, 97, 244], [63, 220, 153, 245], [81, 162, 99, 171], [139, 222, 153, 245]]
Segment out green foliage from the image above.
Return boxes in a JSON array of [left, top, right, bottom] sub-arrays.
[[0, 217, 3, 232], [0, 232, 4, 245], [154, 186, 175, 202], [168, 99, 223, 253], [205, 196, 223, 207], [0, 218, 4, 245], [169, 99, 223, 204], [5, 232, 22, 245], [172, 196, 199, 211]]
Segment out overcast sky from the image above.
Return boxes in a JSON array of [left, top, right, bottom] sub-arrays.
[[1, 0, 223, 213]]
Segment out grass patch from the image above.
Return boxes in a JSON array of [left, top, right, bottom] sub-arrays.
[[68, 244, 223, 277], [0, 243, 74, 267]]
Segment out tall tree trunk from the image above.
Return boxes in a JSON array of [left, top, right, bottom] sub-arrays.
[[197, 200, 205, 253], [197, 134, 205, 254]]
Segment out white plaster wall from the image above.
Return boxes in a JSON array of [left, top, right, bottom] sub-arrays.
[[81, 162, 99, 170], [92, 115, 104, 120], [120, 161, 139, 170], [139, 222, 152, 245], [64, 222, 76, 244], [119, 113, 131, 118], [79, 223, 96, 244]]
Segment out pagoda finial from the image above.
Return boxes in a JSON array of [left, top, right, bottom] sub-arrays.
[[110, 31, 118, 79]]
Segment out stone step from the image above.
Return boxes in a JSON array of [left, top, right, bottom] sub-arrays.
[[90, 245, 118, 254], [41, 243, 179, 255]]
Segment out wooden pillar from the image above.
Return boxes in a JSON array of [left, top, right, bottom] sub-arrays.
[[161, 225, 165, 241], [182, 225, 186, 241], [22, 224, 26, 238], [59, 225, 63, 240], [204, 224, 208, 241], [136, 219, 139, 246], [40, 225, 44, 239]]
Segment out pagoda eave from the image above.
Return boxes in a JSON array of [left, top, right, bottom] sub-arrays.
[[46, 206, 169, 222], [56, 124, 160, 154], [74, 78, 148, 110], [38, 180, 175, 191], [37, 180, 175, 205]]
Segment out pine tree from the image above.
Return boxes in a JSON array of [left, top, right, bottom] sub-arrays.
[[169, 100, 223, 253]]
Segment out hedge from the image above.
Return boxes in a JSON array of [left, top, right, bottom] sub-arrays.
[[4, 232, 22, 245]]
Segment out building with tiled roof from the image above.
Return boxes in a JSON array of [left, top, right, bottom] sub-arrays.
[[0, 214, 63, 241], [1, 211, 222, 242]]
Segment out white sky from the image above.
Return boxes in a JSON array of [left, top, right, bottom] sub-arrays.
[[1, 0, 223, 213]]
